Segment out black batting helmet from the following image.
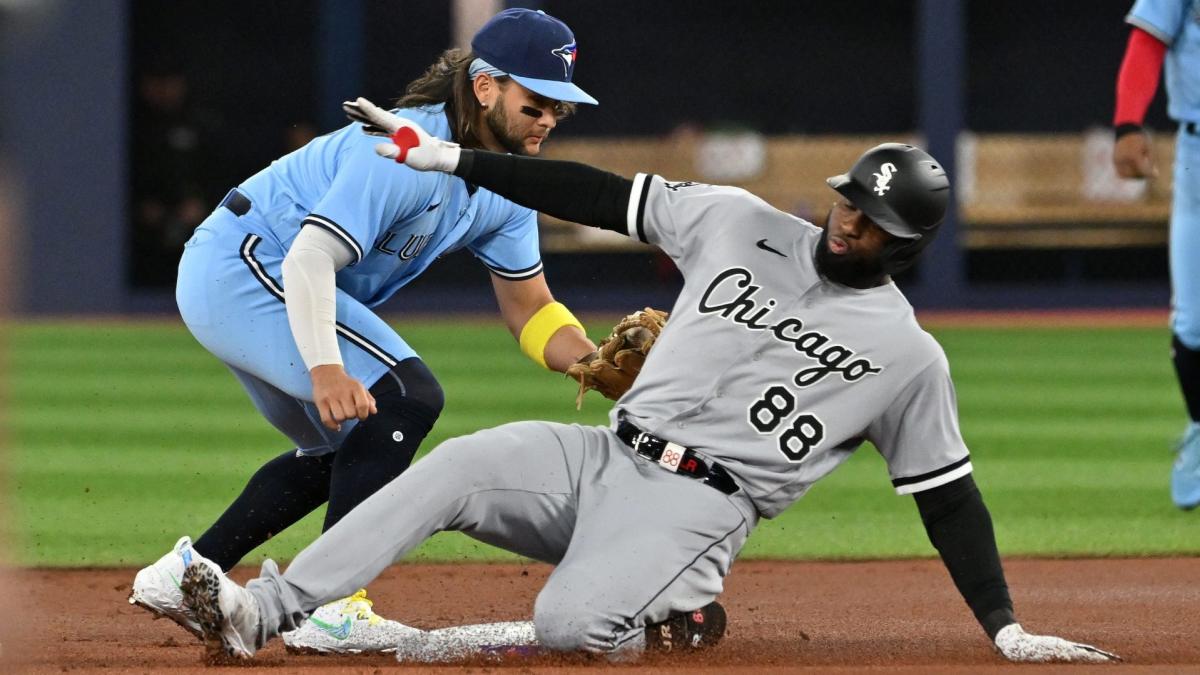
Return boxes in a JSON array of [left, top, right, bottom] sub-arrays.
[[825, 143, 950, 274]]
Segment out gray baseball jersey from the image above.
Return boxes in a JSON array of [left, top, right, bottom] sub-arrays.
[[616, 174, 971, 518]]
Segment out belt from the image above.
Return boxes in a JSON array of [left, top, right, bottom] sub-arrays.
[[1185, 121, 1197, 135], [220, 188, 252, 217], [616, 418, 740, 495]]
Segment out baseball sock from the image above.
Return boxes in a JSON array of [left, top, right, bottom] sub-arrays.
[[323, 357, 444, 530], [1172, 334, 1200, 422], [193, 449, 335, 571]]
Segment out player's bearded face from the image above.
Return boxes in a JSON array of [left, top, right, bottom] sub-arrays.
[[815, 204, 890, 288], [485, 83, 560, 156], [483, 97, 527, 155]]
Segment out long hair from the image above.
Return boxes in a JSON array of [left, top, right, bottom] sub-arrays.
[[394, 48, 489, 148], [395, 48, 576, 148]]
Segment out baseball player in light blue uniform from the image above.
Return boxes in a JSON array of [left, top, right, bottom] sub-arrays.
[[129, 8, 600, 654], [178, 102, 542, 421], [1113, 0, 1200, 508]]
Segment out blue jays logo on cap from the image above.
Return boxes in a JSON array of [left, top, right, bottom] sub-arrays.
[[471, 9, 597, 105], [551, 42, 577, 78]]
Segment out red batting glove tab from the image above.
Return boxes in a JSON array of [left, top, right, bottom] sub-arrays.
[[1114, 27, 1167, 127], [390, 127, 420, 164]]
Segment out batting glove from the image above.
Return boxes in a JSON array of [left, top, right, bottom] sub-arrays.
[[993, 623, 1121, 663], [342, 97, 461, 173]]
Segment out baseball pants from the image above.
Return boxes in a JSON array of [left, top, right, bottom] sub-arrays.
[[1172, 127, 1200, 349], [175, 207, 414, 455], [244, 421, 758, 655]]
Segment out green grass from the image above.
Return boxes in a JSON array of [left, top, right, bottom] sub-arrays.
[[4, 318, 1197, 567]]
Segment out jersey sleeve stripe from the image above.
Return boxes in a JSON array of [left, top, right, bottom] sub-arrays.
[[1125, 15, 1173, 46], [303, 215, 364, 265], [626, 173, 652, 243], [484, 260, 545, 281], [892, 456, 973, 495], [635, 173, 654, 243]]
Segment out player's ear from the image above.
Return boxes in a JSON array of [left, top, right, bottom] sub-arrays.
[[472, 74, 495, 109]]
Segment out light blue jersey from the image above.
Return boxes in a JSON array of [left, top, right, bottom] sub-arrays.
[[237, 104, 543, 306], [1127, 0, 1200, 122], [176, 104, 543, 454]]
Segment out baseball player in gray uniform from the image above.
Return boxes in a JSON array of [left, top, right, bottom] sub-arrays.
[[169, 101, 1121, 664]]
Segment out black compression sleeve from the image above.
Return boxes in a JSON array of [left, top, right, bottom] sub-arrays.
[[913, 474, 1015, 639], [454, 149, 634, 232]]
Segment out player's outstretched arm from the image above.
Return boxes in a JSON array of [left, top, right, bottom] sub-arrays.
[[912, 475, 1120, 663], [344, 97, 634, 232], [1111, 27, 1166, 179]]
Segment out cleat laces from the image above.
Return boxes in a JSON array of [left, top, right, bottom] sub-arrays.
[[342, 589, 382, 626]]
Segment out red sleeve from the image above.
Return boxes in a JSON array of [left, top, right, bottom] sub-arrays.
[[1114, 27, 1168, 126]]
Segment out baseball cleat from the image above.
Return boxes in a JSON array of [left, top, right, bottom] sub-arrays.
[[181, 558, 262, 660], [644, 601, 726, 652], [128, 535, 209, 638], [282, 588, 423, 654], [1172, 422, 1200, 510]]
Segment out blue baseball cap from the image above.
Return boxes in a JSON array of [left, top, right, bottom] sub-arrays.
[[471, 8, 597, 105]]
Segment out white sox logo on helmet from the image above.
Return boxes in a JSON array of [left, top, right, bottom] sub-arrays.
[[873, 162, 898, 196]]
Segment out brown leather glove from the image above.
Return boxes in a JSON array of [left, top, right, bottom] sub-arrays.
[[566, 308, 668, 409]]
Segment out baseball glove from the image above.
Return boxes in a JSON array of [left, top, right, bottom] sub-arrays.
[[567, 308, 669, 408]]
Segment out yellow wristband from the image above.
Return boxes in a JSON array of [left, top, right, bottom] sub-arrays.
[[519, 302, 584, 369]]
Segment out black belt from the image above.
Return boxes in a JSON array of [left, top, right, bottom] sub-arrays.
[[220, 188, 252, 217], [1186, 122, 1197, 135], [616, 418, 739, 495]]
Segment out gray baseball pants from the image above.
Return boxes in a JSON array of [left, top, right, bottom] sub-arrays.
[[244, 421, 758, 654]]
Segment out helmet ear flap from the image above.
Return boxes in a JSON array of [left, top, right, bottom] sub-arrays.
[[881, 237, 924, 275]]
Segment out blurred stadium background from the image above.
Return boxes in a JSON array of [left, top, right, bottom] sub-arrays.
[[0, 0, 1177, 314], [0, 0, 1193, 568]]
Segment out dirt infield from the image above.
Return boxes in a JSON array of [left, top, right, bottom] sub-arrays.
[[0, 557, 1197, 673]]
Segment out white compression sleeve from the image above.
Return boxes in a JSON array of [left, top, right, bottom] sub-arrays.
[[281, 225, 356, 371]]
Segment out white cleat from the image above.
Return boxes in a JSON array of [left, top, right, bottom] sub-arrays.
[[128, 536, 209, 638], [180, 558, 262, 660], [283, 589, 423, 654]]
